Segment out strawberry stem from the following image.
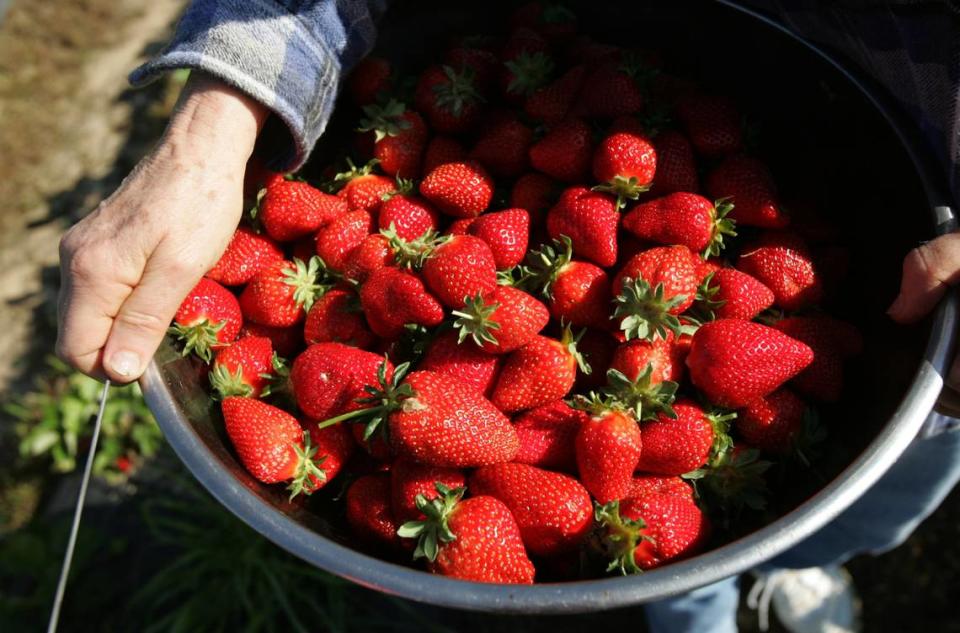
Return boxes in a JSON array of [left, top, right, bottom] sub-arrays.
[[613, 277, 685, 342], [168, 318, 226, 364], [603, 366, 678, 421], [286, 430, 328, 500], [396, 482, 464, 561], [452, 293, 501, 347], [593, 500, 650, 575]]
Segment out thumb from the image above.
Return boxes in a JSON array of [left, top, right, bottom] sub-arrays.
[[887, 232, 960, 324]]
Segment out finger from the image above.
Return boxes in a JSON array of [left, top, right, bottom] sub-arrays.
[[101, 246, 205, 382], [888, 232, 960, 323]]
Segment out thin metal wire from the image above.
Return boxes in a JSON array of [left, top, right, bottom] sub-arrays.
[[46, 379, 111, 633]]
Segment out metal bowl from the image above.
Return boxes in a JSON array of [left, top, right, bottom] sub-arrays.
[[140, 0, 958, 613]]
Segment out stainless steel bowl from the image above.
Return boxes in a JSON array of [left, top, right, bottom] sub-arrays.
[[140, 0, 958, 613]]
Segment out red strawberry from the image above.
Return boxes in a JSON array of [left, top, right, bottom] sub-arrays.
[[650, 130, 700, 194], [511, 1, 578, 42], [422, 136, 466, 174], [453, 286, 549, 354], [291, 342, 391, 420], [390, 458, 466, 523], [523, 236, 612, 329], [610, 337, 685, 385], [676, 94, 743, 157], [239, 258, 324, 328], [259, 178, 347, 242], [341, 233, 392, 284], [171, 278, 243, 362], [592, 132, 657, 206], [240, 322, 303, 358], [772, 316, 860, 402], [304, 419, 355, 490], [575, 404, 643, 503], [595, 494, 710, 572], [206, 227, 284, 286], [510, 172, 558, 225], [613, 246, 699, 341], [513, 400, 587, 471], [446, 217, 476, 235], [529, 118, 593, 183], [469, 117, 533, 178], [221, 397, 323, 497], [695, 257, 723, 283], [422, 235, 497, 308], [629, 475, 694, 501], [686, 319, 814, 408], [636, 400, 733, 475], [736, 388, 806, 454], [546, 187, 619, 267], [398, 485, 535, 584], [346, 474, 401, 548], [348, 56, 392, 106], [303, 288, 375, 349], [576, 56, 649, 119], [695, 267, 775, 321], [525, 64, 586, 124], [502, 50, 555, 102], [445, 46, 500, 93], [359, 267, 445, 339], [419, 161, 494, 218], [622, 194, 736, 256], [418, 329, 503, 397], [492, 328, 587, 413], [357, 100, 428, 179], [737, 232, 823, 311], [467, 208, 530, 269], [378, 194, 440, 242], [414, 65, 484, 134], [471, 462, 593, 556], [209, 335, 274, 399], [706, 155, 789, 228], [315, 210, 374, 272], [335, 162, 396, 214]]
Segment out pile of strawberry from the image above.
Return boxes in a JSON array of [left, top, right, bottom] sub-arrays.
[[167, 2, 863, 584]]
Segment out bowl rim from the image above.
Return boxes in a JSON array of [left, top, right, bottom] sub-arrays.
[[140, 0, 959, 613]]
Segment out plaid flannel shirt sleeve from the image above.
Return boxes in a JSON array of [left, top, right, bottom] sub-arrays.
[[130, 0, 387, 171]]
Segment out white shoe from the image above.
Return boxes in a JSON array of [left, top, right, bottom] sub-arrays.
[[746, 566, 862, 633]]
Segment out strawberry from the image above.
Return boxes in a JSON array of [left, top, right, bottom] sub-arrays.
[[706, 155, 789, 228], [511, 1, 578, 42], [595, 494, 710, 572], [414, 65, 484, 134], [737, 232, 823, 311], [240, 322, 303, 358], [205, 226, 284, 286], [501, 27, 550, 63], [422, 136, 466, 174], [398, 484, 535, 584], [694, 267, 774, 321], [492, 327, 588, 413], [622, 194, 736, 256], [170, 278, 243, 362], [291, 342, 391, 420], [303, 288, 375, 349], [422, 235, 497, 308], [529, 118, 593, 183], [686, 319, 814, 408], [612, 246, 699, 341], [650, 130, 699, 195], [445, 217, 476, 235], [452, 286, 549, 354], [523, 236, 612, 329], [469, 116, 533, 178], [357, 100, 428, 179], [445, 46, 500, 93], [346, 474, 401, 548], [676, 94, 743, 157], [465, 208, 530, 270], [736, 388, 806, 454], [239, 258, 326, 327], [418, 329, 503, 397], [315, 210, 374, 272], [604, 337, 684, 420], [348, 56, 392, 106], [576, 55, 651, 119], [629, 475, 694, 501], [419, 161, 494, 218], [502, 50, 555, 102], [335, 161, 396, 214], [510, 172, 559, 225], [524, 64, 586, 124], [259, 177, 347, 242], [303, 418, 355, 490], [574, 400, 643, 503], [470, 462, 593, 556], [591, 131, 657, 207], [390, 458, 466, 523], [636, 400, 734, 475], [772, 316, 860, 402], [341, 233, 392, 284], [359, 267, 445, 339], [209, 335, 274, 399], [546, 187, 619, 267], [221, 397, 324, 498], [378, 194, 440, 242], [513, 400, 588, 471]]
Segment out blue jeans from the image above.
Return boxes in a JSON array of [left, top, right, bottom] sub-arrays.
[[645, 417, 960, 633]]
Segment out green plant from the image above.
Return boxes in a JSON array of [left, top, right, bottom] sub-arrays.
[[6, 356, 161, 482]]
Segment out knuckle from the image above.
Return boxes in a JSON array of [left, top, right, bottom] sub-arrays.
[[114, 307, 169, 334]]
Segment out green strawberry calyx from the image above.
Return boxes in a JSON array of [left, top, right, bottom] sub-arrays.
[[613, 277, 685, 342], [433, 65, 484, 117], [396, 482, 464, 561], [602, 366, 678, 422], [705, 197, 737, 258], [593, 176, 652, 212], [286, 430, 329, 501], [451, 293, 502, 347], [282, 256, 330, 313], [505, 51, 555, 97], [381, 225, 445, 269], [329, 158, 380, 192], [705, 408, 737, 464], [168, 318, 226, 364], [560, 322, 591, 375], [687, 271, 725, 323], [518, 235, 573, 298], [357, 99, 412, 142], [594, 500, 652, 575], [209, 362, 254, 400], [683, 447, 772, 520]]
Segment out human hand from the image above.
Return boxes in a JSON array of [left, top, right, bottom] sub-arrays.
[[56, 73, 267, 383], [887, 232, 960, 416]]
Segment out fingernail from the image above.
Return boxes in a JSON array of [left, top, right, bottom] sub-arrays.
[[109, 351, 141, 378]]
